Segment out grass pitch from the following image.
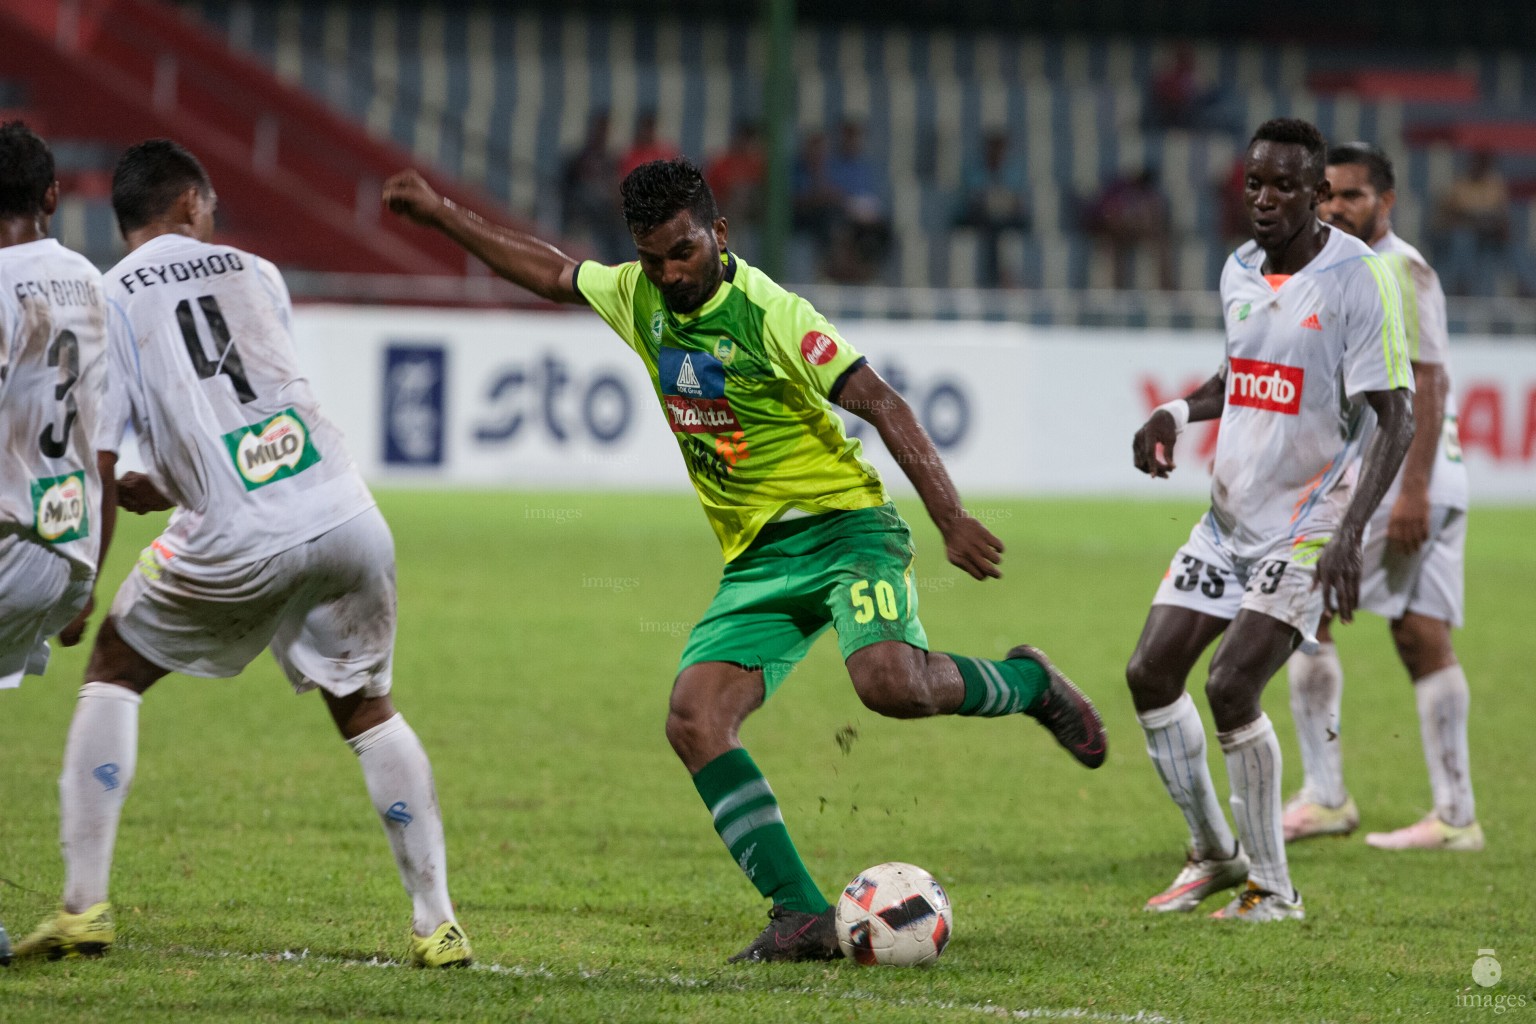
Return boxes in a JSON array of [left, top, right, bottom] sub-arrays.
[[2, 492, 1532, 1023]]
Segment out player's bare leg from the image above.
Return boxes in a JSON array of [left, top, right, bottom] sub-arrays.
[[1283, 617, 1358, 840], [1366, 612, 1481, 850], [844, 640, 1105, 768], [1204, 611, 1305, 921], [666, 661, 839, 963], [15, 617, 165, 960], [1126, 606, 1249, 911], [323, 688, 469, 966]]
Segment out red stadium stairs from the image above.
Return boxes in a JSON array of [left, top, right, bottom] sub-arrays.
[[0, 0, 520, 275]]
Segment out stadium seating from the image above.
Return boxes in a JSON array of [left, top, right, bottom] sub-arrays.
[[147, 3, 1536, 299]]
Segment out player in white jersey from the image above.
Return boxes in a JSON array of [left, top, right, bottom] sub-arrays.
[[1125, 119, 1415, 921], [1282, 143, 1481, 851], [13, 140, 470, 967], [0, 121, 108, 690], [0, 121, 109, 967]]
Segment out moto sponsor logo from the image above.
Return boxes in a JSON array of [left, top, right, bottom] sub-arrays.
[[1228, 357, 1303, 414]]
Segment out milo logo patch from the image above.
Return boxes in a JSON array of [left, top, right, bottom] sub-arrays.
[[222, 409, 321, 490], [31, 471, 89, 544]]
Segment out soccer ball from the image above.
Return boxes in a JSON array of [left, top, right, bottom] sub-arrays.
[[835, 861, 953, 966]]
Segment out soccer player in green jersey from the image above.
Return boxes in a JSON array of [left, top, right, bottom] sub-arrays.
[[384, 159, 1106, 962]]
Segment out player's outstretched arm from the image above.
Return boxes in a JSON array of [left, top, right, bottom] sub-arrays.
[[1132, 371, 1225, 478], [836, 363, 1002, 581], [1315, 387, 1415, 622], [382, 170, 584, 305], [58, 451, 119, 647]]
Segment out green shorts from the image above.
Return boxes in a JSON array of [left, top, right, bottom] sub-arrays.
[[679, 502, 929, 696]]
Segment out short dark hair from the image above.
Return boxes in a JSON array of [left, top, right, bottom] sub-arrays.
[[0, 120, 55, 220], [1327, 141, 1395, 194], [112, 139, 211, 235], [1249, 118, 1328, 185], [620, 158, 719, 237]]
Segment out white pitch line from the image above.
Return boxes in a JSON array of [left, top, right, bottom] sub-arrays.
[[121, 943, 1179, 1024]]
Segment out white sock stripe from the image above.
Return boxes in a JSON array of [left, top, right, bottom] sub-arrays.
[[719, 804, 784, 849], [975, 659, 1013, 714], [709, 778, 775, 825]]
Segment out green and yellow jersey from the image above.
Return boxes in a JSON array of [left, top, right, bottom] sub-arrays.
[[575, 252, 888, 560]]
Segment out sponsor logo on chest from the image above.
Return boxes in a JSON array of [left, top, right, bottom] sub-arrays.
[[658, 346, 741, 434], [221, 409, 322, 490], [1228, 357, 1304, 415]]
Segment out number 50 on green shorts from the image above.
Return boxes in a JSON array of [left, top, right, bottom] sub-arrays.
[[679, 502, 929, 697]]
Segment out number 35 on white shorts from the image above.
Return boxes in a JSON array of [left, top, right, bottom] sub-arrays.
[[1151, 517, 1327, 642]]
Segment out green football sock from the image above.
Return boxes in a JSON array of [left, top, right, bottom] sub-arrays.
[[692, 748, 829, 914], [947, 653, 1050, 717]]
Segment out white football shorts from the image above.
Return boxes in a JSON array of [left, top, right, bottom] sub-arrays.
[[1151, 513, 1327, 643], [1358, 504, 1465, 627], [109, 506, 395, 697], [0, 531, 92, 689]]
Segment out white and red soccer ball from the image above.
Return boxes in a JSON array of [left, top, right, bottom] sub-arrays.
[[835, 861, 953, 967]]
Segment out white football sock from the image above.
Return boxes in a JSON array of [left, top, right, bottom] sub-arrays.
[[1220, 714, 1292, 897], [1287, 644, 1347, 807], [1138, 693, 1236, 860], [1414, 664, 1476, 828], [348, 714, 456, 935], [60, 682, 142, 912]]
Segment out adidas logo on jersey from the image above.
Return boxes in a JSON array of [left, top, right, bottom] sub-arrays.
[[1300, 312, 1323, 331], [1228, 357, 1304, 415]]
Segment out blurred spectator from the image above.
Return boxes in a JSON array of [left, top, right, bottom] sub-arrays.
[[954, 130, 1031, 288], [793, 130, 840, 245], [706, 120, 766, 246], [560, 110, 628, 263], [1084, 167, 1175, 290], [618, 110, 679, 180], [1434, 150, 1536, 297], [820, 120, 893, 284], [1148, 43, 1242, 136]]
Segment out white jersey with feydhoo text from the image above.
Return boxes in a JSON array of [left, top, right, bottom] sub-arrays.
[[96, 234, 374, 566], [1209, 225, 1413, 563], [1372, 230, 1468, 512], [0, 238, 108, 579]]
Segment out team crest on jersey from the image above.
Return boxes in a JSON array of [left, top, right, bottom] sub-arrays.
[[30, 471, 88, 544], [1228, 357, 1304, 415], [222, 409, 322, 490], [714, 336, 737, 366], [659, 346, 741, 434], [650, 309, 666, 343]]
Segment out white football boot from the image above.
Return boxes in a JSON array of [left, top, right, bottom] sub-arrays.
[[1210, 882, 1305, 922], [1365, 814, 1484, 851], [1282, 793, 1359, 842], [1144, 843, 1250, 913]]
